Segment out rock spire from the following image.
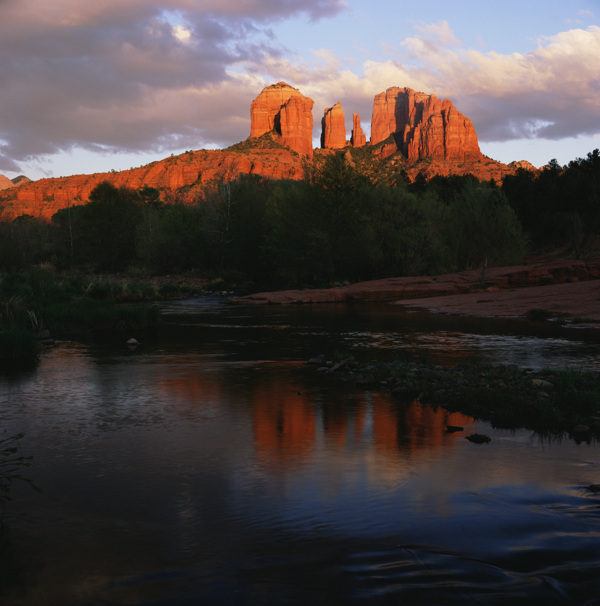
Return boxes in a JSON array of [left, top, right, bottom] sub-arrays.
[[351, 113, 366, 148], [321, 102, 346, 149]]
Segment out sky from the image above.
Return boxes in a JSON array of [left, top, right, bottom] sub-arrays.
[[1, 0, 599, 181]]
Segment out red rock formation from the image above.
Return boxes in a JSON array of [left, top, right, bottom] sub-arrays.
[[236, 257, 600, 307], [370, 87, 483, 163], [0, 146, 307, 220], [351, 113, 366, 148], [0, 175, 14, 190], [321, 102, 346, 149], [509, 160, 538, 171], [1, 83, 532, 221], [250, 82, 314, 157]]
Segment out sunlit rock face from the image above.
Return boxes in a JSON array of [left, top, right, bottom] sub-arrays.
[[2, 82, 534, 220], [250, 82, 314, 157], [0, 174, 14, 190], [3, 148, 307, 220], [351, 112, 367, 148], [370, 87, 483, 163], [321, 102, 346, 149]]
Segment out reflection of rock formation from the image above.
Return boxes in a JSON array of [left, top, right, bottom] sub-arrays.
[[252, 387, 316, 463], [251, 382, 474, 465], [371, 395, 473, 455]]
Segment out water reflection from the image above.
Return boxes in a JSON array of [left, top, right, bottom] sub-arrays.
[[1, 300, 600, 604]]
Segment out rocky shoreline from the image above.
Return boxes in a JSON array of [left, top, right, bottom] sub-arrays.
[[236, 256, 600, 323], [307, 354, 600, 441]]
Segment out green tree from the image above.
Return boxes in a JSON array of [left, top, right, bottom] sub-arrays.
[[448, 182, 528, 271], [53, 182, 143, 271]]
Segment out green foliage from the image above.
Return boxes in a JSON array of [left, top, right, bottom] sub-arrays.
[[0, 269, 161, 344], [447, 182, 528, 270], [8, 150, 600, 290], [502, 149, 600, 253]]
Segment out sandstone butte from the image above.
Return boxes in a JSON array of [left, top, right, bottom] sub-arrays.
[[351, 113, 367, 148], [250, 82, 314, 157], [370, 87, 482, 163], [0, 81, 536, 220], [321, 102, 346, 149]]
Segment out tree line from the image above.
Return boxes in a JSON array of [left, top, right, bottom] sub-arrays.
[[1, 150, 598, 290]]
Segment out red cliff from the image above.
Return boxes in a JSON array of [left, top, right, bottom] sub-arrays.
[[371, 87, 483, 163], [321, 102, 346, 149], [0, 175, 14, 190], [0, 146, 307, 220], [250, 82, 314, 157], [351, 113, 367, 148], [0, 83, 534, 220]]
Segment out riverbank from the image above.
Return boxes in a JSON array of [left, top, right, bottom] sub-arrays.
[[235, 256, 600, 324], [308, 355, 600, 440]]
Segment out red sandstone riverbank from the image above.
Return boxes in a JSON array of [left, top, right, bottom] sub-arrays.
[[235, 257, 600, 323]]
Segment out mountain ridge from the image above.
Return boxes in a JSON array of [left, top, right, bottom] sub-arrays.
[[0, 83, 536, 220]]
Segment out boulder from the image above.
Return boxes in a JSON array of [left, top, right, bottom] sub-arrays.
[[321, 102, 346, 149]]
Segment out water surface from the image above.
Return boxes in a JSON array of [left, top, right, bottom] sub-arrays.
[[1, 299, 600, 604]]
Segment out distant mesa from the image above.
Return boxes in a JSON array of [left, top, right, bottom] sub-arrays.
[[12, 175, 31, 186], [508, 160, 537, 171]]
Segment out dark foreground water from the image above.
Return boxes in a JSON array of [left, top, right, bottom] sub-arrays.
[[1, 299, 600, 605]]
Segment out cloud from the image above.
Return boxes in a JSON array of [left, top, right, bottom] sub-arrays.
[[1, 3, 599, 177], [307, 23, 600, 145], [0, 0, 347, 173]]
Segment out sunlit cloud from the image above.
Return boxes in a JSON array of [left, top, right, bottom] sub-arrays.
[[0, 0, 598, 178], [172, 25, 192, 43]]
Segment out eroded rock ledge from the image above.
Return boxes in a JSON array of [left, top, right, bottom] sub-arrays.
[[235, 257, 600, 320]]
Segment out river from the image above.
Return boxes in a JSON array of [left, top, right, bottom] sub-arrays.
[[1, 298, 600, 605]]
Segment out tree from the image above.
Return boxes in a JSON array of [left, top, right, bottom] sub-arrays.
[[449, 182, 528, 271]]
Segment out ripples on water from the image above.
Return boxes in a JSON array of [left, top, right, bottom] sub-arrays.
[[1, 299, 600, 605]]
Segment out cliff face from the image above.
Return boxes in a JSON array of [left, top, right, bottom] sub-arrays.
[[250, 82, 314, 157], [321, 102, 346, 149], [370, 87, 483, 163], [0, 147, 306, 220], [0, 175, 14, 190], [1, 82, 534, 220]]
